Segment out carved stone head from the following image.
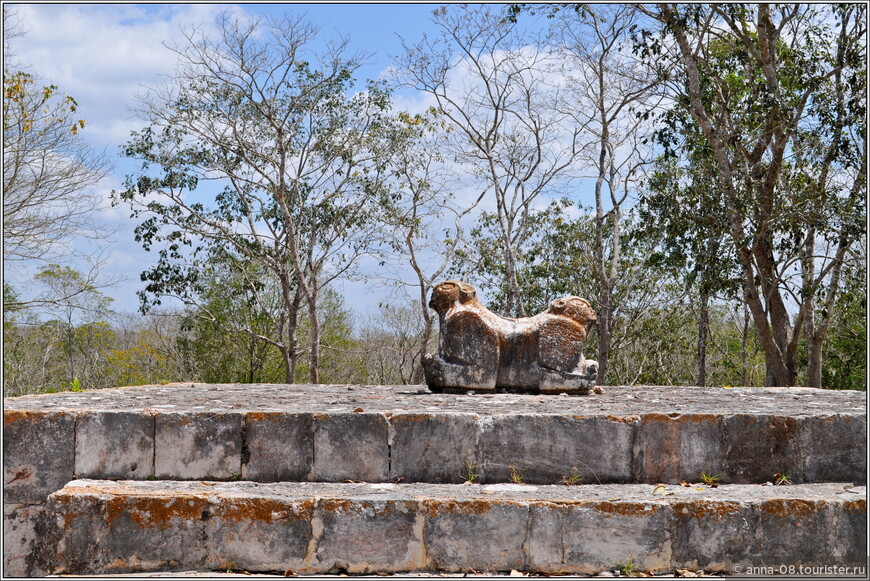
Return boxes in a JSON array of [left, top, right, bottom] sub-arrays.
[[547, 296, 596, 327], [429, 280, 476, 315]]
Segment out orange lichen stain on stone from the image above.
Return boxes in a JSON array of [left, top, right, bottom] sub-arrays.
[[323, 498, 417, 519], [592, 501, 660, 517], [641, 413, 674, 423], [760, 499, 823, 519], [61, 505, 83, 528], [393, 414, 434, 424], [423, 499, 525, 519], [674, 501, 741, 521], [173, 415, 193, 427], [245, 412, 283, 423], [3, 410, 49, 426], [607, 415, 639, 424], [767, 416, 799, 437], [321, 498, 357, 514], [106, 494, 209, 530], [219, 497, 314, 523], [639, 413, 719, 426], [680, 413, 720, 425], [842, 500, 866, 514]]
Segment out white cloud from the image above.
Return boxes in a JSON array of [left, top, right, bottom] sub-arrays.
[[9, 4, 227, 151]]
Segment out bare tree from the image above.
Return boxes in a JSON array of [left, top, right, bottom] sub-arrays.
[[551, 4, 662, 384], [395, 5, 581, 317], [379, 111, 484, 380], [3, 7, 113, 299]]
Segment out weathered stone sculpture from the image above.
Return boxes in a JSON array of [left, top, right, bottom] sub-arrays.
[[422, 281, 599, 394]]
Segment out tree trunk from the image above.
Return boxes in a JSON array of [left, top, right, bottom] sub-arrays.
[[413, 282, 433, 384], [502, 230, 525, 318], [307, 285, 320, 384], [697, 287, 709, 387]]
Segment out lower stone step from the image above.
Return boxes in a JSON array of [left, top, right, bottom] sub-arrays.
[[47, 480, 865, 576]]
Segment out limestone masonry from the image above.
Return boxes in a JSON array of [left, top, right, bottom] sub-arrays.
[[3, 383, 867, 576]]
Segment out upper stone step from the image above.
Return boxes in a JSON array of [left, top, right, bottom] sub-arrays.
[[48, 479, 866, 576], [4, 384, 865, 495]]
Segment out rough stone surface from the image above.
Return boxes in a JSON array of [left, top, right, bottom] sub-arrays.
[[528, 499, 674, 573], [314, 498, 424, 573], [4, 383, 865, 575], [211, 494, 313, 571], [313, 413, 389, 482], [633, 413, 725, 484], [3, 502, 57, 577], [480, 414, 633, 484], [423, 498, 529, 572], [6, 383, 863, 417], [3, 384, 866, 487], [798, 414, 867, 483], [154, 412, 243, 479], [389, 413, 481, 483], [242, 412, 312, 481], [422, 281, 598, 393], [76, 411, 155, 479], [45, 480, 866, 576], [3, 410, 76, 503]]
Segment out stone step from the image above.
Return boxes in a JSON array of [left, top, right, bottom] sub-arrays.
[[47, 479, 866, 576], [4, 384, 866, 491], [5, 384, 866, 576]]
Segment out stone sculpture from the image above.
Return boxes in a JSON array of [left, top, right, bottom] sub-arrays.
[[422, 280, 599, 394]]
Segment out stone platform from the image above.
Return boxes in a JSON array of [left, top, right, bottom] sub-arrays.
[[4, 383, 867, 576], [48, 480, 865, 575]]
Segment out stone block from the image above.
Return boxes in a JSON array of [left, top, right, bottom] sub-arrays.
[[798, 414, 866, 483], [3, 410, 76, 503], [671, 500, 756, 571], [3, 502, 58, 577], [313, 413, 389, 482], [422, 498, 529, 572], [212, 495, 314, 571], [312, 498, 424, 573], [633, 414, 725, 484], [49, 484, 213, 574], [752, 498, 837, 565], [75, 411, 154, 479], [154, 413, 243, 479], [242, 412, 313, 481], [480, 414, 633, 484], [840, 496, 868, 563], [390, 413, 481, 483], [529, 500, 674, 574], [723, 415, 800, 483]]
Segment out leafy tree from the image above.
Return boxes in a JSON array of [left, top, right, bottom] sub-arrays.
[[818, 244, 866, 390], [117, 11, 399, 383], [31, 265, 114, 388], [641, 143, 742, 386], [357, 302, 427, 385], [636, 4, 866, 386]]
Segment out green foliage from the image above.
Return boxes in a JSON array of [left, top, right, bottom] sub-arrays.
[[820, 251, 866, 390], [460, 460, 479, 484], [617, 557, 637, 576], [454, 198, 598, 315], [700, 471, 721, 486]]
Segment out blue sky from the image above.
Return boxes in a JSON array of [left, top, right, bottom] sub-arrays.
[[4, 2, 460, 317]]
